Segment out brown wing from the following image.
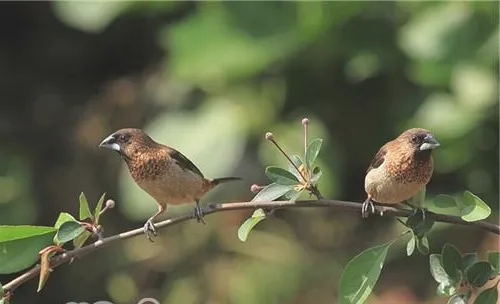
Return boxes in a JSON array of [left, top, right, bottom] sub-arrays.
[[168, 148, 204, 178], [366, 145, 387, 174]]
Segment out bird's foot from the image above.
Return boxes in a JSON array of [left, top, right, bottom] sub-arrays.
[[194, 203, 206, 225], [361, 198, 376, 218], [143, 219, 158, 242], [403, 201, 427, 221]]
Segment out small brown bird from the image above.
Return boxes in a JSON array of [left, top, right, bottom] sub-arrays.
[[99, 128, 240, 241], [362, 128, 440, 217]]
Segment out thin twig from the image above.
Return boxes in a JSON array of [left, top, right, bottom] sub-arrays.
[[2, 198, 499, 295]]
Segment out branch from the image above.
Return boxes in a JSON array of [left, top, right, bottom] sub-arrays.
[[3, 198, 498, 295]]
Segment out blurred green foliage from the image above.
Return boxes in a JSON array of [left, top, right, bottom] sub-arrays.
[[0, 1, 497, 303]]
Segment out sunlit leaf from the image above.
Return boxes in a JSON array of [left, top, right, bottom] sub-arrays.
[[78, 192, 93, 221], [93, 193, 106, 225], [338, 240, 396, 304], [265, 166, 300, 186], [237, 209, 267, 242], [430, 254, 454, 285], [487, 251, 499, 274], [437, 281, 457, 297], [406, 235, 416, 256], [305, 139, 322, 170], [442, 244, 463, 283], [288, 154, 305, 182], [54, 212, 77, 229], [465, 261, 493, 288], [459, 191, 491, 222], [311, 167, 322, 184], [54, 221, 86, 245], [433, 195, 458, 208], [251, 183, 294, 203], [417, 236, 430, 255], [0, 226, 56, 274], [474, 286, 498, 304]]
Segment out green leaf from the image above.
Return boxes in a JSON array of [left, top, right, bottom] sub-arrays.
[[448, 293, 467, 304], [463, 253, 478, 271], [251, 183, 294, 203], [305, 139, 323, 170], [237, 209, 267, 242], [405, 212, 435, 238], [474, 286, 498, 304], [93, 193, 106, 225], [288, 154, 304, 181], [430, 254, 454, 284], [437, 281, 457, 297], [433, 195, 458, 208], [338, 240, 396, 304], [54, 221, 86, 244], [459, 191, 491, 222], [265, 166, 300, 186], [0, 281, 3, 298], [416, 236, 430, 255], [406, 235, 416, 256], [73, 230, 92, 249], [465, 261, 493, 288], [442, 244, 463, 283], [284, 189, 303, 202], [311, 167, 322, 184], [487, 251, 500, 274], [0, 226, 57, 274], [79, 192, 93, 221], [54, 212, 77, 229]]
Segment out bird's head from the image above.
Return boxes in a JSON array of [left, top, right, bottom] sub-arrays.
[[99, 128, 157, 160], [399, 128, 440, 154]]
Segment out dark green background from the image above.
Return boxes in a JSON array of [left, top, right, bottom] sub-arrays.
[[0, 2, 497, 303]]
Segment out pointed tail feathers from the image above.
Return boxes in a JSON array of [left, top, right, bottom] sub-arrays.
[[210, 177, 242, 187]]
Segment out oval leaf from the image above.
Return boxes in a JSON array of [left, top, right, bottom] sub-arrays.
[[79, 192, 93, 221], [463, 253, 478, 271], [237, 209, 267, 242], [417, 236, 430, 255], [474, 286, 498, 304], [288, 154, 304, 181], [55, 221, 85, 244], [265, 166, 300, 186], [466, 261, 493, 288], [311, 167, 322, 184], [0, 226, 56, 274], [442, 243, 463, 282], [73, 230, 92, 250], [488, 251, 499, 274], [430, 254, 453, 284], [305, 139, 322, 170], [437, 281, 457, 297], [338, 240, 395, 304], [433, 195, 458, 208], [459, 191, 491, 222], [54, 212, 77, 229], [251, 183, 294, 203], [406, 236, 416, 256]]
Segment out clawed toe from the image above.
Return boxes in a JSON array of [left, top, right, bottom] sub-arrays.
[[362, 198, 376, 218], [143, 220, 158, 242], [194, 204, 206, 225]]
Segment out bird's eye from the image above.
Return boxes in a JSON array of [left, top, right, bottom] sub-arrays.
[[118, 134, 127, 142], [411, 135, 419, 143]]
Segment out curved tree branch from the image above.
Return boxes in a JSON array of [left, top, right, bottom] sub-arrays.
[[3, 198, 499, 295]]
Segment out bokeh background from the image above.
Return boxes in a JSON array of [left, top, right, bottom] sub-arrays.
[[0, 1, 498, 304]]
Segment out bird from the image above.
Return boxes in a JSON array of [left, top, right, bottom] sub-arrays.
[[362, 128, 440, 218], [99, 128, 241, 241]]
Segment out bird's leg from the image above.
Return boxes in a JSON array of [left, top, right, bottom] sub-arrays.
[[194, 199, 206, 225], [143, 204, 165, 242], [361, 197, 376, 218]]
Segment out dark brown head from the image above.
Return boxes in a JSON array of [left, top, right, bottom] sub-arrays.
[[397, 128, 440, 155], [99, 128, 159, 160]]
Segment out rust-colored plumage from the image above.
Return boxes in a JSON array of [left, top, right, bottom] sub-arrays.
[[362, 128, 440, 217], [99, 128, 240, 240]]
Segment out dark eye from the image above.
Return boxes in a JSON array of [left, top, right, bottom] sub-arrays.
[[118, 134, 128, 142], [411, 135, 419, 143]]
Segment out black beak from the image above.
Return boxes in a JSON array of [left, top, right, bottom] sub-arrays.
[[420, 134, 440, 151], [99, 134, 120, 152]]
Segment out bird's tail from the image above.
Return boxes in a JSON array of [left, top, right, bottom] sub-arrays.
[[210, 177, 242, 187]]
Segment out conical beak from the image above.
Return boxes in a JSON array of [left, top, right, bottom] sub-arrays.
[[419, 134, 440, 151], [99, 134, 120, 152]]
